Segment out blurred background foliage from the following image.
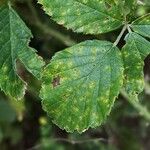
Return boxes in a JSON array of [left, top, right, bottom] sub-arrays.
[[0, 0, 150, 149]]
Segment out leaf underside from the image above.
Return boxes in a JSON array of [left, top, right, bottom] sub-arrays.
[[40, 40, 124, 133], [38, 0, 124, 34], [0, 2, 45, 99], [122, 32, 150, 97]]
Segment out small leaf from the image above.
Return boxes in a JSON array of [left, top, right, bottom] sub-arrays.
[[124, 0, 137, 10], [0, 2, 45, 99], [122, 32, 150, 96], [131, 13, 150, 38], [105, 0, 137, 15], [38, 0, 124, 34], [40, 40, 124, 133]]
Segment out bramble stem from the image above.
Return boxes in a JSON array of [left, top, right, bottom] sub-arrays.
[[121, 89, 150, 122], [127, 25, 132, 33], [113, 25, 127, 47], [27, 0, 76, 46]]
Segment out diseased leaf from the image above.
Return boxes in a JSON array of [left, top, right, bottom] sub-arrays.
[[124, 0, 137, 10], [122, 32, 150, 96], [131, 13, 150, 38], [40, 40, 124, 133], [103, 0, 138, 25], [38, 0, 124, 34], [0, 2, 45, 99], [105, 0, 137, 15]]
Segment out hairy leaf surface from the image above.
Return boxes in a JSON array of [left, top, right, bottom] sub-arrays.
[[131, 13, 150, 38], [40, 40, 124, 133], [38, 0, 124, 34], [0, 2, 45, 99], [122, 32, 150, 96]]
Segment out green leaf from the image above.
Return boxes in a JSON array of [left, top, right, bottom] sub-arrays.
[[105, 0, 137, 15], [122, 32, 150, 96], [38, 0, 124, 34], [40, 40, 124, 133], [125, 1, 137, 9], [0, 2, 45, 99], [131, 13, 150, 38], [105, 0, 137, 21]]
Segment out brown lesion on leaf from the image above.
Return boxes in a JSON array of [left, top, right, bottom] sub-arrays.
[[52, 75, 60, 88]]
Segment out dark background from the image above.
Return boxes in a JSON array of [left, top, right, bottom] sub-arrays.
[[0, 0, 150, 149]]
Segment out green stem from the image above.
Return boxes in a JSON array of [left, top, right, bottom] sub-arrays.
[[145, 81, 150, 94], [127, 24, 132, 33], [121, 89, 150, 122], [137, 0, 145, 5], [26, 0, 76, 46], [113, 25, 127, 47]]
